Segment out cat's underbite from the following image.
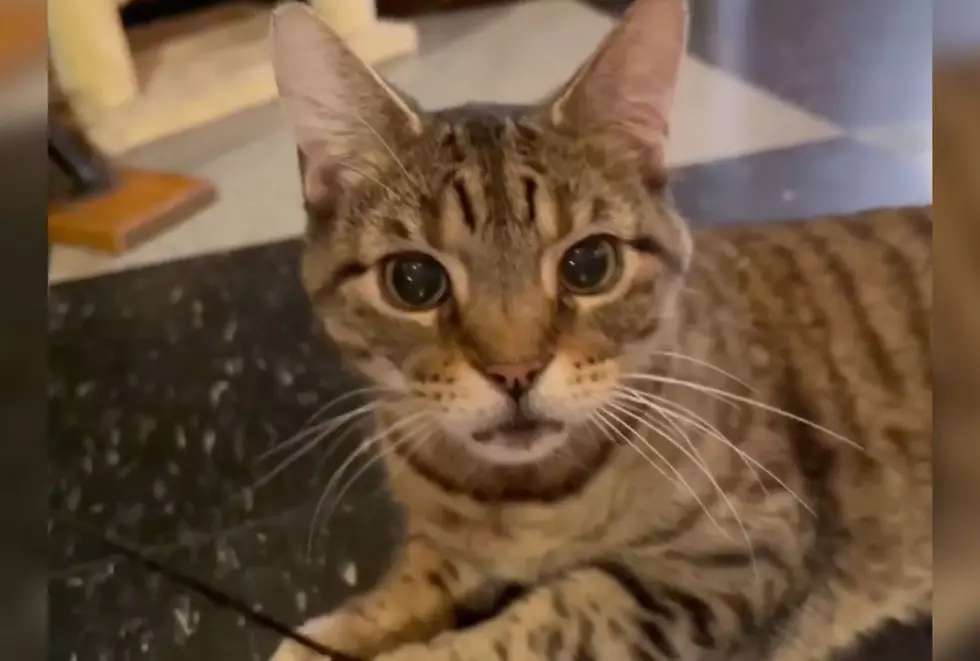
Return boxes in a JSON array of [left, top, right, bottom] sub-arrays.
[[268, 1, 934, 660]]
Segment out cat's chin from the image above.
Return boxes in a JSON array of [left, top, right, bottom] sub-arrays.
[[462, 429, 569, 466]]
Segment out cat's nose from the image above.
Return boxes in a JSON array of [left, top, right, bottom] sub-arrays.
[[485, 362, 544, 400]]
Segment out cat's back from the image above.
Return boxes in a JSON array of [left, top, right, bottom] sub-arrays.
[[690, 208, 934, 649], [692, 207, 932, 390], [693, 205, 932, 314], [690, 205, 933, 445]]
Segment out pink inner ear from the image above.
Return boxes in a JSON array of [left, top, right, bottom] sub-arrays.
[[303, 161, 331, 207], [555, 0, 688, 176], [297, 145, 337, 207], [273, 3, 424, 206]]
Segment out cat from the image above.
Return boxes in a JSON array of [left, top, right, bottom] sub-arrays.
[[267, 1, 933, 660]]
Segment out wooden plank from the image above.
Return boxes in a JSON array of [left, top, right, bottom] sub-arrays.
[[48, 168, 217, 253]]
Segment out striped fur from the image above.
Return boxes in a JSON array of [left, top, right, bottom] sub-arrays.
[[269, 2, 933, 660]]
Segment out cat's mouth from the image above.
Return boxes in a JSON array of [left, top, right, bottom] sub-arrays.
[[472, 411, 565, 448]]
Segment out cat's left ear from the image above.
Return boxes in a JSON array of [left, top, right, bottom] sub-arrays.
[[543, 0, 689, 186], [270, 3, 423, 206]]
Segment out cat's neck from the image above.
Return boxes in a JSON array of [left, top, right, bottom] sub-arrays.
[[670, 254, 762, 390], [644, 244, 775, 439]]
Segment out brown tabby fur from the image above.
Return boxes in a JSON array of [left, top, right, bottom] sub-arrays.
[[268, 2, 935, 660]]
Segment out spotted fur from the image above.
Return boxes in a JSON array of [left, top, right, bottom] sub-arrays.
[[268, 2, 934, 660]]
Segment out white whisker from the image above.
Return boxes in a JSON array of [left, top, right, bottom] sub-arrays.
[[621, 373, 864, 452], [319, 426, 438, 553], [306, 386, 383, 422], [259, 397, 380, 463], [614, 387, 707, 469], [343, 163, 405, 200], [617, 385, 759, 482], [591, 410, 680, 489], [251, 401, 384, 490], [305, 411, 432, 553], [616, 385, 814, 516], [325, 421, 436, 526], [603, 402, 736, 544], [597, 406, 736, 543], [310, 410, 376, 476], [348, 112, 422, 194], [608, 396, 760, 590], [648, 351, 756, 392]]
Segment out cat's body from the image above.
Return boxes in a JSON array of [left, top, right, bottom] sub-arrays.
[[369, 208, 932, 661], [267, 2, 934, 660]]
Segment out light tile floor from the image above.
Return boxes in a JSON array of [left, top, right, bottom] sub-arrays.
[[49, 0, 893, 284], [853, 121, 933, 175]]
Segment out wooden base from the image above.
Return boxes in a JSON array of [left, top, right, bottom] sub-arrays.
[[48, 168, 216, 254]]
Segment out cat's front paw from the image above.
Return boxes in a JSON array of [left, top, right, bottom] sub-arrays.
[[268, 612, 379, 661], [373, 642, 442, 661]]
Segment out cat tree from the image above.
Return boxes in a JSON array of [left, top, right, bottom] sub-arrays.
[[48, 0, 418, 155]]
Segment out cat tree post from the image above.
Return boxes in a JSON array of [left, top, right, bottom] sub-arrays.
[[48, 0, 139, 112], [312, 0, 376, 37]]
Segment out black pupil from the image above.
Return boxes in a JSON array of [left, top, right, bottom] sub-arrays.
[[389, 255, 445, 307], [561, 238, 611, 291]]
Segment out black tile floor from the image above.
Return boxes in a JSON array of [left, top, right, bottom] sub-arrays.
[[48, 1, 951, 659], [672, 137, 930, 227]]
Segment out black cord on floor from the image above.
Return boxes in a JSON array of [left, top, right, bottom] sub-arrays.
[[52, 514, 364, 661]]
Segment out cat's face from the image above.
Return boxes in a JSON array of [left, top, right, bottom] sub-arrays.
[[272, 0, 691, 483], [303, 109, 691, 466]]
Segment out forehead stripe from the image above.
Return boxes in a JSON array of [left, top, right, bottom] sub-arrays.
[[523, 177, 538, 224], [452, 178, 478, 232], [317, 261, 369, 303], [628, 236, 685, 273]]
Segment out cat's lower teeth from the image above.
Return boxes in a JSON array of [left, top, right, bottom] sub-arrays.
[[499, 426, 541, 447], [473, 420, 564, 446]]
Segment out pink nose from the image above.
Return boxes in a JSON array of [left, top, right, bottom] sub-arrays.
[[484, 362, 544, 399]]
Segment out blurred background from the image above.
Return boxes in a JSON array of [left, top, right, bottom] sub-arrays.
[[48, 0, 938, 281], [12, 0, 968, 659]]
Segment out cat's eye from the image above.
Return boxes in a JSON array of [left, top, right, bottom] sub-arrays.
[[559, 235, 622, 295], [382, 252, 450, 311]]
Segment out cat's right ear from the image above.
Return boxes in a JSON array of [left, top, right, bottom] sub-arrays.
[[270, 3, 423, 205], [542, 0, 689, 187]]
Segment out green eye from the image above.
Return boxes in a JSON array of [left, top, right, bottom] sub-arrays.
[[559, 235, 621, 295], [382, 252, 450, 310]]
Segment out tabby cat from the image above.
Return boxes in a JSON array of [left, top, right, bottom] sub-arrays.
[[268, 1, 933, 659]]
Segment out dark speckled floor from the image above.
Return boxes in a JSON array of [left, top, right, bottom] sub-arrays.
[[47, 0, 950, 659], [49, 244, 402, 660]]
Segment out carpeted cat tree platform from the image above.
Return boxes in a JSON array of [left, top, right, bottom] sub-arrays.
[[48, 0, 418, 156]]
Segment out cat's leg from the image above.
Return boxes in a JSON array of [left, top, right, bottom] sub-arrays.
[[269, 534, 486, 661], [374, 563, 731, 661]]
